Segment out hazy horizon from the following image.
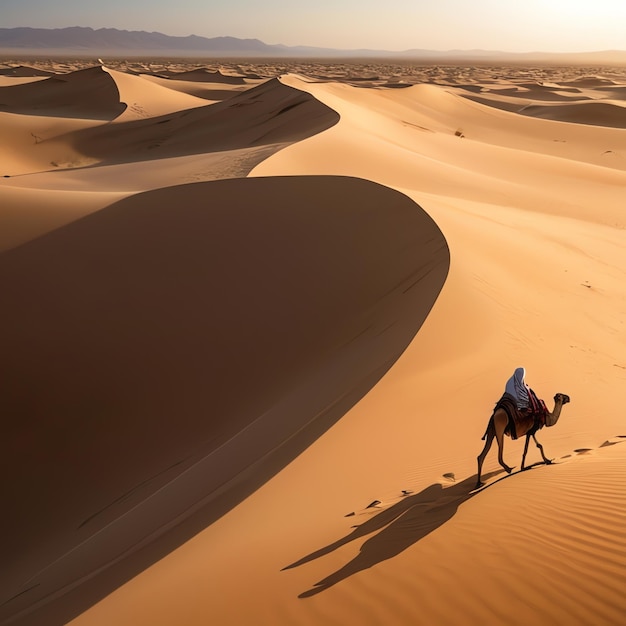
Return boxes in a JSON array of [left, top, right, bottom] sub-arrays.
[[3, 0, 626, 54]]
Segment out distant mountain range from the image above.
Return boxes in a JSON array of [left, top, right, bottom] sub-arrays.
[[1, 27, 625, 64]]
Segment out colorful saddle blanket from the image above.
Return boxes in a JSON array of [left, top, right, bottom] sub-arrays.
[[490, 391, 548, 440]]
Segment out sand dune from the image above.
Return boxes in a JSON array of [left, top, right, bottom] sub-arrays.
[[0, 110, 100, 177], [560, 76, 619, 88], [0, 71, 339, 249], [0, 76, 49, 87], [1, 59, 625, 626], [163, 68, 247, 84], [0, 175, 448, 626], [0, 66, 125, 119], [0, 65, 54, 77], [602, 85, 626, 98], [100, 67, 210, 121], [0, 185, 125, 252], [65, 77, 339, 164], [455, 74, 626, 130], [519, 100, 626, 128], [138, 74, 249, 102], [464, 92, 626, 128]]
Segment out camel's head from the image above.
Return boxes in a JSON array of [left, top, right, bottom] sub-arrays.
[[554, 393, 570, 405]]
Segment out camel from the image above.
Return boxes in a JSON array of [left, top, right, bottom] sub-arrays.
[[476, 392, 570, 489]]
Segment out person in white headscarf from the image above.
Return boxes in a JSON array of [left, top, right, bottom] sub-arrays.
[[504, 367, 530, 409]]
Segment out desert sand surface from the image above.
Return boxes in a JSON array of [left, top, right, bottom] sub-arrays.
[[1, 58, 625, 626]]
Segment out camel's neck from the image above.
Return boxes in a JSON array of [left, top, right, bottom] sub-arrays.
[[545, 400, 564, 427]]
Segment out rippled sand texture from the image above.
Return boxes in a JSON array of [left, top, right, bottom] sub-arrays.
[[1, 59, 625, 626]]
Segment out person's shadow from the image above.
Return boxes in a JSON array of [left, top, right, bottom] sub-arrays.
[[284, 470, 505, 597]]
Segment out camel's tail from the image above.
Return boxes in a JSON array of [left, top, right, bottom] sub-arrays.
[[481, 416, 494, 441]]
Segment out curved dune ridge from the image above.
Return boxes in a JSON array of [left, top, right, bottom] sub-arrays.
[[1, 60, 625, 626], [0, 73, 339, 178], [100, 67, 211, 122], [519, 101, 626, 128], [0, 72, 339, 251], [454, 76, 626, 129], [137, 73, 249, 102], [0, 66, 125, 120], [0, 175, 449, 625], [67, 77, 340, 163]]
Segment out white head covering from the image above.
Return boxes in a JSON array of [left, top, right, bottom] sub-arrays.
[[505, 367, 529, 409]]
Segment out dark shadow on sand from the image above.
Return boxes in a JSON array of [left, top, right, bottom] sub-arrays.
[[0, 175, 449, 626], [284, 469, 507, 597]]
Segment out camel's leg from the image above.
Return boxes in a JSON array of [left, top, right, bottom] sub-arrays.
[[493, 411, 514, 474], [476, 421, 494, 488], [521, 434, 531, 470], [532, 434, 552, 465]]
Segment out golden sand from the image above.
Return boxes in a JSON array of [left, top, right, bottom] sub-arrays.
[[1, 58, 625, 626]]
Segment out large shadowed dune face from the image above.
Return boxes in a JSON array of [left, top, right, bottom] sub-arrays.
[[0, 66, 125, 120], [65, 78, 340, 163], [0, 175, 448, 623]]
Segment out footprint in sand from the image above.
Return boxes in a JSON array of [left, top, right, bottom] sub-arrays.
[[351, 435, 625, 514], [561, 436, 625, 460], [600, 436, 626, 448], [344, 500, 380, 518]]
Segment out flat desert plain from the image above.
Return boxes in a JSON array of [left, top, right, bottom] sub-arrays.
[[1, 58, 625, 626]]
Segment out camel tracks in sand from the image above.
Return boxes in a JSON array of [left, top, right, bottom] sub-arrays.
[[348, 436, 624, 517]]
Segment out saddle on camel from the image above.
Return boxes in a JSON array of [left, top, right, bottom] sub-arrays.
[[490, 376, 550, 441], [475, 367, 570, 489]]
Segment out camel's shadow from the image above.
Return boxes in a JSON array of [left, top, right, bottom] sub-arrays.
[[284, 469, 509, 597]]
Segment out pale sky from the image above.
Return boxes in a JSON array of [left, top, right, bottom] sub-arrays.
[[2, 0, 626, 52]]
